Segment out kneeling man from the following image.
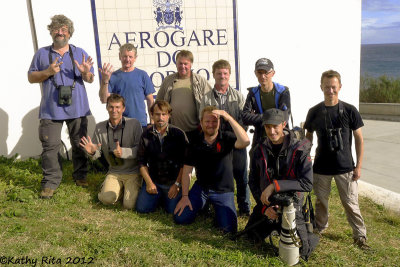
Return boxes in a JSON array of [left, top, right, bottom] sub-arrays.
[[136, 100, 188, 214], [246, 109, 317, 259], [80, 94, 142, 209], [174, 106, 250, 233]]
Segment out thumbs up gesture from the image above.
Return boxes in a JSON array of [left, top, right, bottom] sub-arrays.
[[113, 141, 122, 158]]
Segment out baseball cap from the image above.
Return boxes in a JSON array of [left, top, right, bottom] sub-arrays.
[[255, 58, 274, 72], [262, 108, 286, 125]]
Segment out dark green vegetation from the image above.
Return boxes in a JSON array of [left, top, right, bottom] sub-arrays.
[[0, 156, 399, 266], [360, 75, 400, 103]]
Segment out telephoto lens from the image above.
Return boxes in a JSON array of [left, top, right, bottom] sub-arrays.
[[279, 199, 301, 266]]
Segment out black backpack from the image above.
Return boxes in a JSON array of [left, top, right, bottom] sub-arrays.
[[298, 193, 319, 261]]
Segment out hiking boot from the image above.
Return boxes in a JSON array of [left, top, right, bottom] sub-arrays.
[[314, 227, 326, 237], [75, 179, 89, 188], [354, 237, 371, 250], [40, 188, 54, 199]]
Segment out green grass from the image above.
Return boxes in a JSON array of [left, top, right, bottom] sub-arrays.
[[360, 75, 400, 103], [0, 156, 400, 266]]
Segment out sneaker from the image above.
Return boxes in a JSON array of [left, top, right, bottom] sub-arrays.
[[40, 188, 54, 199], [354, 237, 371, 250], [75, 179, 89, 188]]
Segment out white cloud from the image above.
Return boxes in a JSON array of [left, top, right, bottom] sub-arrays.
[[362, 0, 400, 43], [362, 0, 400, 12]]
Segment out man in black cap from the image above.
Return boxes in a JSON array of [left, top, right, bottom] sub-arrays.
[[242, 58, 291, 147], [245, 108, 317, 260]]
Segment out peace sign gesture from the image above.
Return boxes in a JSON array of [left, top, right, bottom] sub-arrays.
[[47, 57, 63, 76]]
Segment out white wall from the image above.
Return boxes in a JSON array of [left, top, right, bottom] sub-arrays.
[[238, 0, 362, 126], [0, 0, 361, 157]]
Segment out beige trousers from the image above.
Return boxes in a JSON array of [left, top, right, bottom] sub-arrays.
[[314, 171, 367, 239], [98, 173, 142, 210]]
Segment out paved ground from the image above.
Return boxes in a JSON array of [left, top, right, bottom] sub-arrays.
[[361, 119, 400, 193], [358, 119, 400, 213]]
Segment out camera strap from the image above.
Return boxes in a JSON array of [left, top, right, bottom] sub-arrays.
[[322, 101, 344, 130], [106, 117, 126, 151], [48, 46, 77, 89]]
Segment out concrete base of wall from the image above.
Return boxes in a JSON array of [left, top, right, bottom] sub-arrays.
[[360, 103, 400, 121], [359, 181, 400, 214]]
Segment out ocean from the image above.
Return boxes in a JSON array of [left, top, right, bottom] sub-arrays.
[[361, 43, 400, 79]]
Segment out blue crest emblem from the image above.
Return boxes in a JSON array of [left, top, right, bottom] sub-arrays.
[[153, 0, 183, 30]]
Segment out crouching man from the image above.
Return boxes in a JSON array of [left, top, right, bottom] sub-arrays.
[[135, 100, 188, 214], [173, 106, 250, 233], [246, 108, 318, 260], [80, 94, 142, 209]]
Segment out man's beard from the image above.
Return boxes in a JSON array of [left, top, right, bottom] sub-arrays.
[[53, 35, 69, 47]]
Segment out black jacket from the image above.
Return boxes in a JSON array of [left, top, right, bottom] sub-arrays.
[[138, 125, 188, 186], [249, 131, 313, 205]]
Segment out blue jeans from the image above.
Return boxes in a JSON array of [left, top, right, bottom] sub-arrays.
[[173, 182, 238, 233], [233, 148, 251, 213], [136, 182, 181, 214]]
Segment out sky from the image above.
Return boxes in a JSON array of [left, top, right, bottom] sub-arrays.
[[362, 0, 400, 44]]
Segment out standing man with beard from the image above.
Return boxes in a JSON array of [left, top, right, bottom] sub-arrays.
[[99, 43, 155, 129], [28, 14, 94, 199]]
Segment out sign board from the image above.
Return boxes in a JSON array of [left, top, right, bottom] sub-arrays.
[[90, 0, 239, 91]]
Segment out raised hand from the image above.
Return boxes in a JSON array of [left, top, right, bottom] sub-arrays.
[[74, 53, 94, 74], [47, 57, 63, 76], [79, 136, 101, 155], [99, 63, 114, 84], [212, 109, 231, 121]]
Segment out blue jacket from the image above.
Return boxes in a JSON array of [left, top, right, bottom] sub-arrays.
[[242, 82, 291, 146]]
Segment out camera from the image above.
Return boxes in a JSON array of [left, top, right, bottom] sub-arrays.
[[58, 85, 73, 105], [269, 192, 296, 207], [327, 128, 343, 152]]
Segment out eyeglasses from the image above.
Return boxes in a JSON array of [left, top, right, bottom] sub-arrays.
[[52, 27, 69, 34], [256, 70, 273, 77]]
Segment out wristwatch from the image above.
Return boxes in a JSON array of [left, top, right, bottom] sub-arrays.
[[174, 181, 181, 187]]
